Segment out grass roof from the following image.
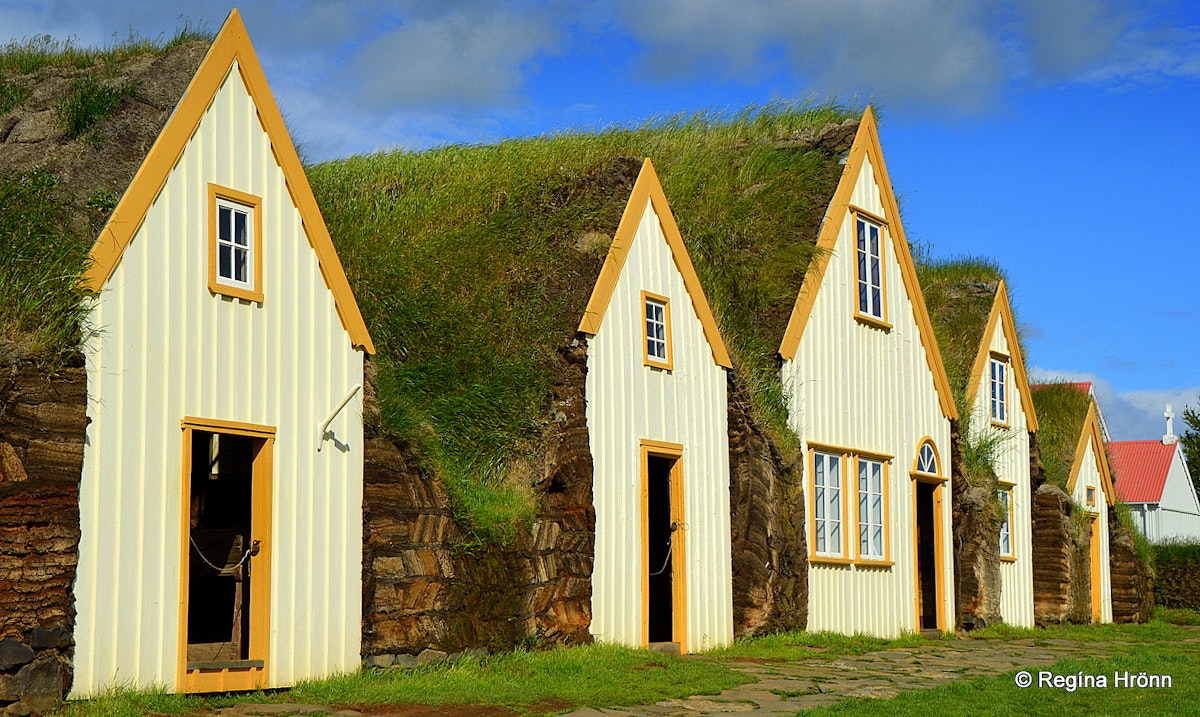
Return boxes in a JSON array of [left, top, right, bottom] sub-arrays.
[[309, 103, 862, 537], [917, 257, 1007, 414], [0, 26, 211, 366], [1031, 383, 1095, 491]]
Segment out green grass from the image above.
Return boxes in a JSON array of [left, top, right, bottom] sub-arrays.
[[917, 256, 1008, 413], [1030, 383, 1095, 491], [0, 169, 93, 366], [310, 101, 860, 538], [57, 76, 138, 140], [57, 622, 1200, 716], [1153, 607, 1200, 626], [801, 647, 1200, 716], [709, 629, 951, 662], [0, 23, 211, 76], [57, 644, 750, 717]]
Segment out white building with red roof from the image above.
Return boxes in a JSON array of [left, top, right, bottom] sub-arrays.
[[1109, 406, 1200, 542]]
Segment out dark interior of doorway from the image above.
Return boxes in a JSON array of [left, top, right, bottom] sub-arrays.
[[647, 455, 675, 644], [187, 430, 254, 663], [915, 481, 938, 630]]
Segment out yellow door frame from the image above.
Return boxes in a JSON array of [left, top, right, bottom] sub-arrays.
[[639, 439, 687, 653], [178, 417, 274, 693], [911, 475, 947, 632], [1089, 513, 1102, 623]]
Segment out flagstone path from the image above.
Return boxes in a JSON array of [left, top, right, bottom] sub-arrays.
[[214, 628, 1200, 717]]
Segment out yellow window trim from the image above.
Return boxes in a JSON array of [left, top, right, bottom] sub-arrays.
[[999, 486, 1015, 560], [910, 438, 942, 478], [640, 290, 674, 370], [852, 455, 891, 564], [807, 447, 850, 561], [208, 184, 264, 302], [850, 207, 889, 328]]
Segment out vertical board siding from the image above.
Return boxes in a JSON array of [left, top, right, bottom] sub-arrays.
[[977, 320, 1035, 627], [586, 202, 733, 651], [74, 64, 364, 696], [784, 156, 953, 637], [1074, 441, 1113, 623]]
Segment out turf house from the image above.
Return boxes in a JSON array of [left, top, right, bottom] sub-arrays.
[[774, 108, 958, 636], [309, 104, 874, 656], [0, 10, 373, 709], [1029, 384, 1116, 623], [921, 269, 1039, 629]]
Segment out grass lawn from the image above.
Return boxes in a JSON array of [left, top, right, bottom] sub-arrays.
[[56, 615, 1200, 717]]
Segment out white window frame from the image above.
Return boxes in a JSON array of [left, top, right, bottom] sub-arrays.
[[990, 356, 1008, 425], [917, 442, 938, 475], [855, 214, 884, 321], [857, 457, 885, 560], [216, 198, 253, 289], [812, 451, 844, 558]]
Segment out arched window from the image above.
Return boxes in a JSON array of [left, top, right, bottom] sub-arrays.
[[915, 440, 938, 476]]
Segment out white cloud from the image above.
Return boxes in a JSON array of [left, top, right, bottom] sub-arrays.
[[350, 7, 560, 109], [1030, 366, 1200, 441]]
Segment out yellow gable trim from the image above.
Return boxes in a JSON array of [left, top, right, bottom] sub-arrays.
[[1066, 402, 1116, 506], [84, 9, 375, 354], [964, 281, 1039, 431], [577, 158, 732, 369], [777, 108, 956, 419]]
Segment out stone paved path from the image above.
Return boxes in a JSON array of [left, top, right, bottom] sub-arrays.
[[215, 629, 1200, 717]]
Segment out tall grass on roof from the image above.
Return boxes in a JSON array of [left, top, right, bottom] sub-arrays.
[[917, 256, 1007, 412], [0, 169, 92, 367], [1030, 383, 1094, 490], [0, 21, 212, 75], [311, 101, 859, 540]]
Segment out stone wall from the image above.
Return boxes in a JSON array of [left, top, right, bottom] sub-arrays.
[[1031, 483, 1092, 625], [1107, 511, 1153, 623], [950, 419, 1002, 631], [0, 363, 87, 715], [362, 342, 595, 657], [727, 378, 807, 636], [1153, 554, 1200, 610]]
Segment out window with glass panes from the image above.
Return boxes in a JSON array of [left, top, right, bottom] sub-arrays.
[[990, 358, 1008, 424], [998, 489, 1013, 558], [216, 198, 253, 290], [856, 215, 883, 320], [858, 458, 885, 560], [644, 296, 668, 365], [812, 451, 843, 557]]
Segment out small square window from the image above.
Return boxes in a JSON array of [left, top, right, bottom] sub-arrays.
[[1086, 486, 1096, 506], [641, 291, 673, 369], [208, 184, 263, 302]]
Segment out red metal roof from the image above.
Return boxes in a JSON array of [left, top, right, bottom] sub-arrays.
[[1108, 440, 1176, 504]]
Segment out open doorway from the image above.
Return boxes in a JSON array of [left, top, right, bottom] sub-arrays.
[[914, 480, 941, 631], [641, 441, 686, 653], [179, 418, 273, 693]]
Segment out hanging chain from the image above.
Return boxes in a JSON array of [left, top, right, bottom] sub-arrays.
[[189, 533, 252, 575], [648, 536, 673, 576]]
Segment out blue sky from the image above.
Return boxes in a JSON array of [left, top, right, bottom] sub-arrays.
[[4, 0, 1198, 439]]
